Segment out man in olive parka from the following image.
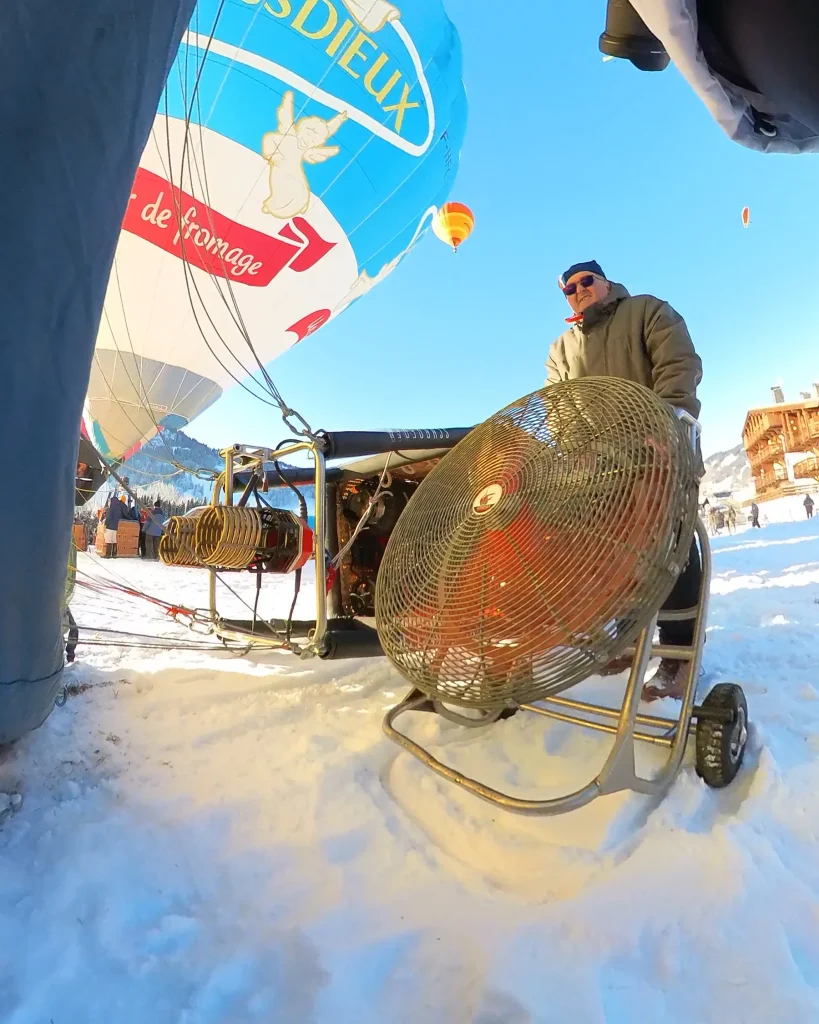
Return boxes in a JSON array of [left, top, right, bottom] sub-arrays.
[[545, 260, 704, 701]]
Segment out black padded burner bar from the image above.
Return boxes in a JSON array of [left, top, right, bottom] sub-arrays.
[[317, 427, 472, 461]]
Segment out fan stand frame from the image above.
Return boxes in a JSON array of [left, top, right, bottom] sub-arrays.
[[382, 518, 728, 816]]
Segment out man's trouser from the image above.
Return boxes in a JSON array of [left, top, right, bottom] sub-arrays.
[[658, 539, 702, 649]]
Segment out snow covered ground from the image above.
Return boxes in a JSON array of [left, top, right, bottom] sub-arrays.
[[2, 520, 819, 1023], [752, 493, 819, 524]]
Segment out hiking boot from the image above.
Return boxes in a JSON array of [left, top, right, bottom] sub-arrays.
[[599, 654, 634, 677], [642, 658, 688, 702]]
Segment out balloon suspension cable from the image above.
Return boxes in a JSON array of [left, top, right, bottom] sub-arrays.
[[280, 404, 318, 442], [332, 455, 393, 569], [253, 443, 310, 646], [69, 623, 227, 651], [273, 459, 303, 644], [73, 567, 212, 632], [168, 13, 320, 446]]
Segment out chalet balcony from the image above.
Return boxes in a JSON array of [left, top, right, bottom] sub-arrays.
[[747, 439, 785, 471], [751, 457, 789, 492], [742, 411, 784, 449], [793, 456, 819, 481], [780, 408, 819, 450]]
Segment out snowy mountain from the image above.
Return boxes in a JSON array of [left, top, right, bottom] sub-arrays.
[[700, 442, 753, 499], [86, 429, 222, 508], [117, 428, 223, 503], [90, 428, 315, 514]]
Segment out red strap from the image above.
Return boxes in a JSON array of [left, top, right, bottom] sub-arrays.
[[166, 605, 194, 619]]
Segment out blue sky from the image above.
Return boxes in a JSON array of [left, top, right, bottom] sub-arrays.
[[192, 2, 819, 459]]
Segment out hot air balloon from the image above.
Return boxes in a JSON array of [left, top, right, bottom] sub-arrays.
[[432, 201, 475, 251], [742, 206, 750, 227], [85, 0, 468, 462]]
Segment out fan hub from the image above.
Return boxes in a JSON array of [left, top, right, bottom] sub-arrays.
[[471, 482, 504, 516]]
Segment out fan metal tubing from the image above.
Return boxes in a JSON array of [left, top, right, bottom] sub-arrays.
[[382, 518, 716, 817]]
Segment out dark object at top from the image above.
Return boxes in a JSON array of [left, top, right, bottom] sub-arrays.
[[600, 0, 819, 136], [697, 0, 819, 135], [599, 0, 670, 71]]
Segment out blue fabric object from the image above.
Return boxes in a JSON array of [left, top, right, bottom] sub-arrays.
[[104, 499, 131, 530], [0, 0, 195, 744], [144, 509, 167, 538], [560, 260, 606, 286]]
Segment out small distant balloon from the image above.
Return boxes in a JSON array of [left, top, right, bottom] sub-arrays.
[[432, 202, 475, 251], [742, 206, 750, 227]]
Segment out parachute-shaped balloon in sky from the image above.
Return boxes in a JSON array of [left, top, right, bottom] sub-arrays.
[[741, 206, 750, 228], [85, 0, 467, 461], [432, 201, 474, 250]]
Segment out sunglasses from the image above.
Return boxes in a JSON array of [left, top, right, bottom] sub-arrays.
[[561, 274, 599, 296]]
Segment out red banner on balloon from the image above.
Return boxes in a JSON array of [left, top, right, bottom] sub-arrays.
[[122, 167, 336, 287]]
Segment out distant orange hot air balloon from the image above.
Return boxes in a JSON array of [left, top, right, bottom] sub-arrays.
[[742, 206, 750, 227], [432, 202, 474, 251]]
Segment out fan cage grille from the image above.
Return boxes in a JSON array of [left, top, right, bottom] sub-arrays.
[[375, 379, 699, 708]]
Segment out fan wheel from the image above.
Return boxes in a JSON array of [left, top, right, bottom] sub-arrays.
[[375, 378, 699, 709]]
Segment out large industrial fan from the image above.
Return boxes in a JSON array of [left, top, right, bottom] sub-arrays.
[[377, 378, 749, 813]]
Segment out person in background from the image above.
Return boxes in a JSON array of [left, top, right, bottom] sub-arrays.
[[103, 494, 129, 558], [138, 506, 149, 558], [750, 502, 761, 528], [805, 494, 815, 519], [143, 499, 167, 559], [547, 260, 704, 701]]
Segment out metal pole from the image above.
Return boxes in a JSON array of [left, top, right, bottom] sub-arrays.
[[647, 517, 712, 789], [224, 449, 234, 507], [208, 472, 225, 624], [311, 443, 328, 653]]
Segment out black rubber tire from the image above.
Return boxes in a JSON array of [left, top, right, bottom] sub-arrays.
[[695, 683, 748, 788]]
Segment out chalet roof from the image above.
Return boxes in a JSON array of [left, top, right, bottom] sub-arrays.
[[741, 397, 819, 437]]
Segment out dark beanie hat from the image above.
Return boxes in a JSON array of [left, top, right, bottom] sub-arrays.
[[560, 260, 606, 286]]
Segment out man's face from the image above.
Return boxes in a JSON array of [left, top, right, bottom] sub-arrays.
[[563, 272, 610, 314]]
